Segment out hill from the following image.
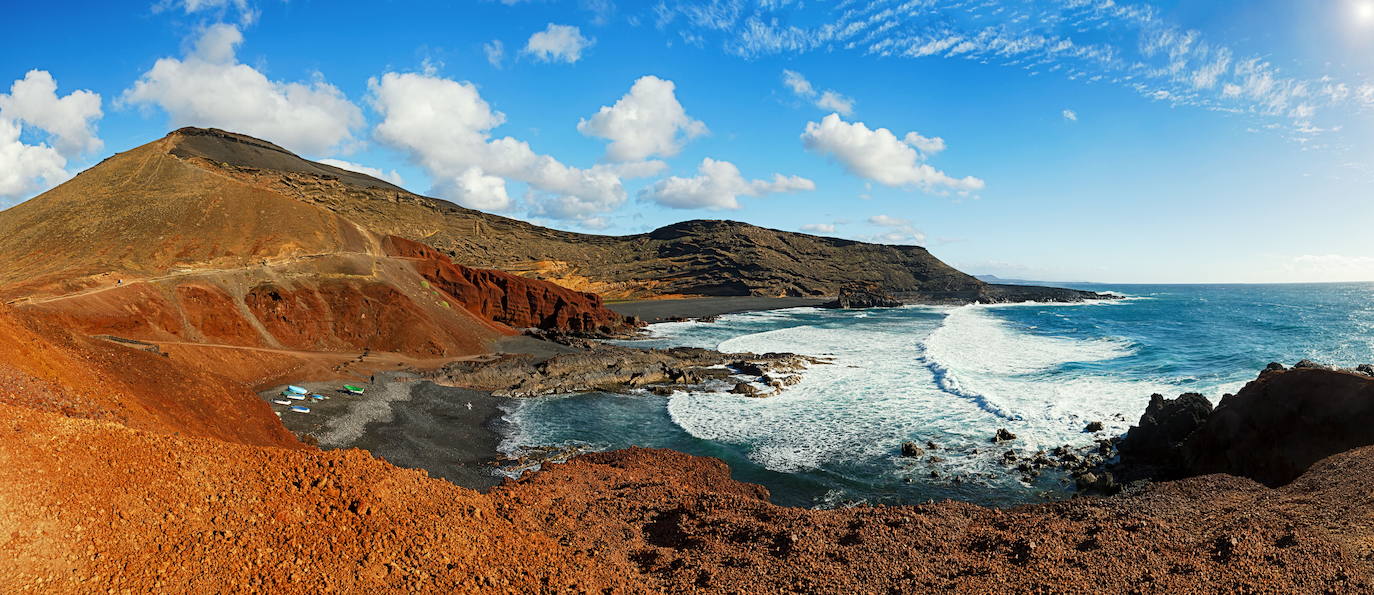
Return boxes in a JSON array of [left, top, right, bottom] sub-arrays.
[[139, 128, 1097, 302], [0, 128, 631, 386]]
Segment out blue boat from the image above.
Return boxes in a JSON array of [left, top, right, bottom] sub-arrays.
[[310, 394, 327, 401], [289, 406, 310, 413], [285, 385, 309, 395]]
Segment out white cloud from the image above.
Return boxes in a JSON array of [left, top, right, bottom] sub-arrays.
[[0, 70, 102, 203], [868, 214, 909, 227], [781, 69, 855, 116], [577, 75, 707, 162], [0, 70, 103, 156], [1061, 109, 1078, 121], [801, 113, 984, 192], [640, 157, 814, 210], [1285, 254, 1374, 283], [122, 24, 363, 156], [800, 223, 835, 233], [484, 40, 505, 68], [317, 158, 405, 186], [0, 118, 69, 202], [523, 23, 593, 63], [368, 71, 637, 218], [865, 214, 925, 245], [154, 0, 258, 25]]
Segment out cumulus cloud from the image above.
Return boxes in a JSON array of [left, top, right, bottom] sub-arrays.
[[1062, 109, 1078, 121], [523, 23, 593, 63], [577, 75, 707, 162], [0, 70, 103, 202], [317, 158, 405, 186], [0, 119, 69, 202], [801, 114, 983, 192], [369, 71, 654, 219], [800, 223, 835, 233], [484, 40, 505, 68], [122, 24, 363, 156], [639, 158, 814, 210], [865, 214, 925, 245], [0, 70, 102, 156], [781, 69, 855, 116]]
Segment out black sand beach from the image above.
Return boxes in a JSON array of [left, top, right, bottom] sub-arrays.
[[262, 375, 509, 491], [607, 296, 830, 323]]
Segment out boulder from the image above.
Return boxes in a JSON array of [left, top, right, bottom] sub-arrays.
[[1293, 359, 1330, 370], [1356, 364, 1374, 377], [993, 428, 1018, 443], [1084, 421, 1104, 433], [900, 442, 924, 458], [731, 382, 761, 397], [1116, 392, 1213, 478]]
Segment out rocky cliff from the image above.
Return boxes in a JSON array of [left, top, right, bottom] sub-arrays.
[[1118, 363, 1374, 487]]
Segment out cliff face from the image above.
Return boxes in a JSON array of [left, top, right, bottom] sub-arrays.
[[153, 128, 1095, 302], [382, 236, 630, 332]]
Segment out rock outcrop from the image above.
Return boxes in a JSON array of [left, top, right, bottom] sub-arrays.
[[382, 236, 633, 333], [1115, 365, 1374, 487], [823, 284, 902, 309]]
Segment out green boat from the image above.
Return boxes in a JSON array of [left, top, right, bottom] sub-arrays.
[[342, 384, 364, 394]]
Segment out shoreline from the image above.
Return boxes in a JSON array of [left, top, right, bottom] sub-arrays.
[[261, 375, 510, 492], [607, 296, 831, 323]]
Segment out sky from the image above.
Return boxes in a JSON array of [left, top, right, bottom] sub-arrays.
[[2, 0, 1372, 283]]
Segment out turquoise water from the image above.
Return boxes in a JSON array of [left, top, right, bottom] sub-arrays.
[[501, 283, 1374, 508]]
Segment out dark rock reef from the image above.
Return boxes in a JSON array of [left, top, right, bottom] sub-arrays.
[[1112, 363, 1374, 488]]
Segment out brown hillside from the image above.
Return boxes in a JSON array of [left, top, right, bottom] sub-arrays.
[[145, 128, 1091, 301], [0, 130, 632, 382]]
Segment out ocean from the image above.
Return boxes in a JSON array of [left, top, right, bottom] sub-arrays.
[[499, 283, 1374, 508]]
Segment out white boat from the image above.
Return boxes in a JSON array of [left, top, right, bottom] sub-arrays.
[[273, 399, 291, 405], [286, 394, 305, 401], [289, 406, 310, 413]]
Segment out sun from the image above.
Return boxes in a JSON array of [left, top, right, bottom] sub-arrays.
[[1357, 1, 1374, 22]]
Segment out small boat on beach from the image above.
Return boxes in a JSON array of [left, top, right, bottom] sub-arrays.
[[285, 385, 309, 395], [310, 394, 327, 401], [286, 394, 305, 401], [289, 406, 310, 413], [342, 384, 364, 394], [273, 399, 291, 405]]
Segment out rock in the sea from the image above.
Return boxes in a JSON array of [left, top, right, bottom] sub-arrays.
[[1265, 362, 1287, 373], [993, 428, 1018, 443], [1116, 393, 1213, 479], [1294, 359, 1330, 370], [1084, 421, 1104, 433], [1356, 364, 1374, 377], [731, 382, 762, 397], [900, 442, 924, 458], [823, 285, 902, 309]]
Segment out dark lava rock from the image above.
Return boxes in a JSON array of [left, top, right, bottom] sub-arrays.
[[993, 428, 1018, 443], [731, 382, 761, 397], [823, 285, 902, 309], [1294, 359, 1330, 370], [900, 442, 924, 458], [1183, 367, 1374, 487], [1356, 364, 1374, 377], [648, 386, 675, 396], [1084, 421, 1104, 433], [926, 440, 939, 450], [731, 361, 768, 377], [1265, 362, 1287, 372], [1116, 393, 1213, 479]]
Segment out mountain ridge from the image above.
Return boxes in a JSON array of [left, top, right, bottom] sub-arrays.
[[137, 127, 1100, 303]]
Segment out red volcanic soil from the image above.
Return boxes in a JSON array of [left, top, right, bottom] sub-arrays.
[[383, 236, 629, 333]]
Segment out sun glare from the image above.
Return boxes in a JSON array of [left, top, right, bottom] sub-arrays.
[[1357, 1, 1374, 23]]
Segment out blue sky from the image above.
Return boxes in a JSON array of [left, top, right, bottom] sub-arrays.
[[2, 0, 1372, 283]]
